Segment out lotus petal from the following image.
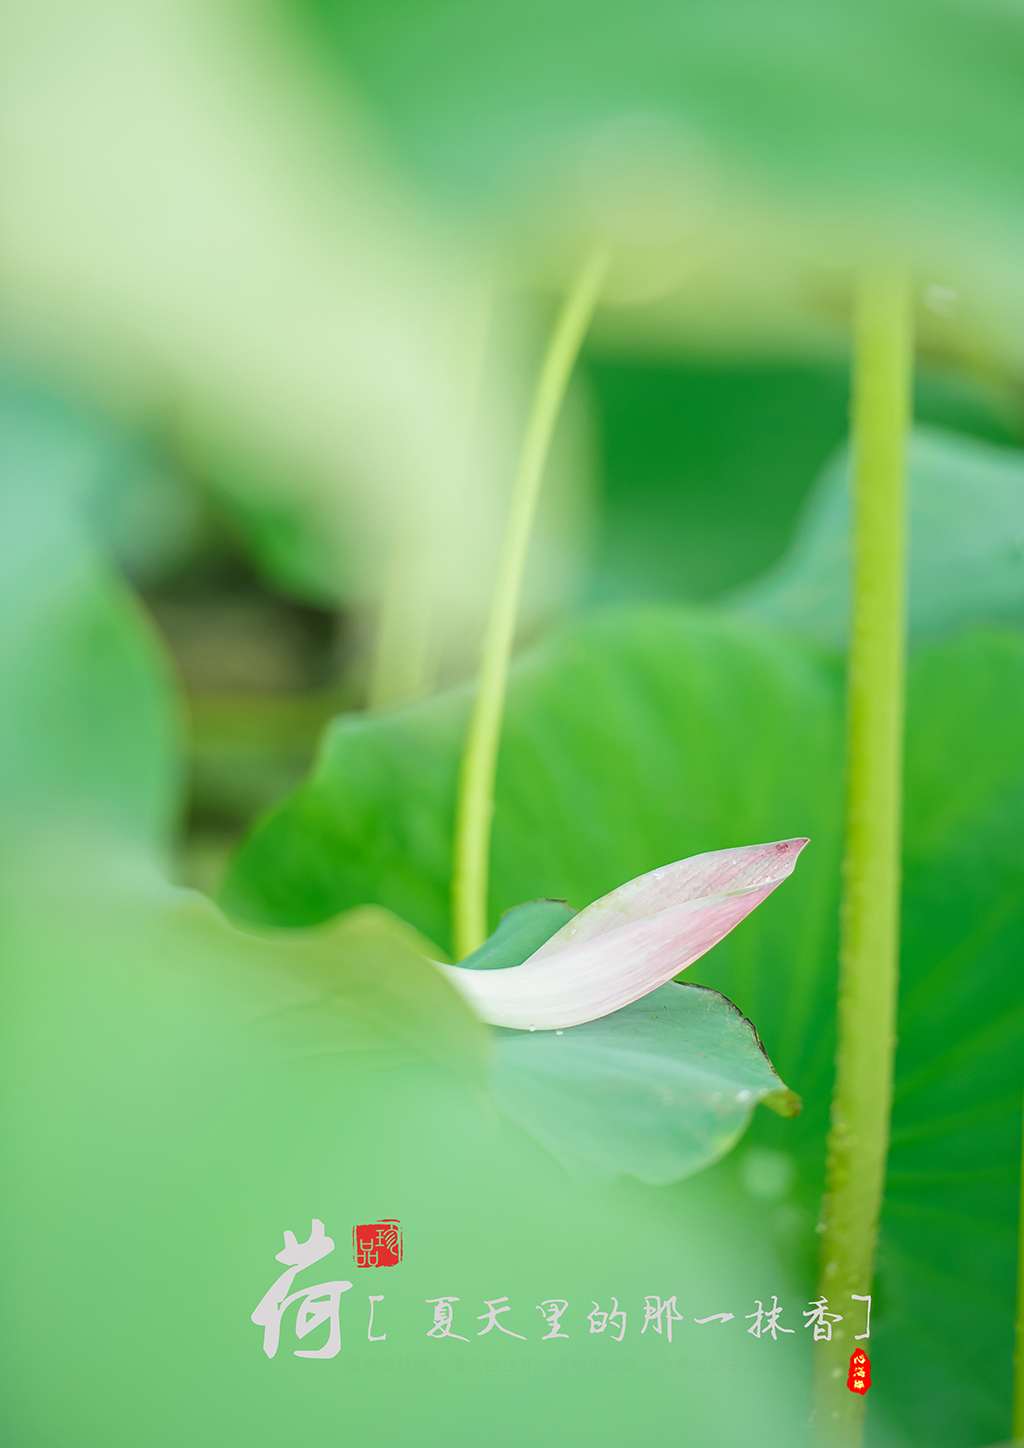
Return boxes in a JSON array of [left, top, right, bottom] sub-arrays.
[[441, 838, 807, 1029]]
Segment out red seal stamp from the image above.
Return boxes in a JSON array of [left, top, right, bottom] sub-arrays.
[[353, 1218, 403, 1268], [847, 1348, 872, 1394]]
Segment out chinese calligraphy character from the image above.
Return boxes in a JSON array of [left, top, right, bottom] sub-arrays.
[[426, 1297, 469, 1341], [694, 1312, 735, 1324], [251, 1219, 353, 1360], [353, 1219, 403, 1268], [803, 1297, 843, 1342], [746, 1296, 794, 1340], [641, 1295, 684, 1343], [477, 1297, 526, 1339], [588, 1298, 627, 1342], [367, 1295, 386, 1342], [851, 1293, 872, 1340], [536, 1300, 569, 1340]]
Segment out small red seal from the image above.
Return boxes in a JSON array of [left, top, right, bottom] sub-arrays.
[[847, 1348, 872, 1394], [353, 1218, 403, 1268]]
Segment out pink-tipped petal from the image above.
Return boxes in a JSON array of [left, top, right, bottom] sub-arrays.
[[441, 839, 807, 1030]]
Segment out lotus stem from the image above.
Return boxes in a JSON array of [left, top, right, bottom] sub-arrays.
[[1013, 1114, 1024, 1436], [450, 247, 610, 958], [813, 266, 912, 1444]]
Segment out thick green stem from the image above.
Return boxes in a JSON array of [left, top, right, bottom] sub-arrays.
[[813, 267, 912, 1445], [1013, 1108, 1024, 1437], [450, 248, 610, 959]]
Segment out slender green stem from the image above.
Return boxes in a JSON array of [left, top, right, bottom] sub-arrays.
[[1014, 1107, 1024, 1437], [813, 267, 912, 1445], [450, 247, 610, 959]]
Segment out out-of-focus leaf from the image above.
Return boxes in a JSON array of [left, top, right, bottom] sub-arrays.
[[0, 406, 182, 849], [291, 0, 1024, 377], [0, 476, 814, 1447], [0, 377, 204, 587], [731, 426, 1024, 647], [1, 376, 205, 584], [245, 904, 491, 1087], [1, 841, 816, 1447], [0, 0, 549, 693], [294, 0, 1024, 225], [493, 981, 794, 1185], [587, 360, 1023, 606]]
